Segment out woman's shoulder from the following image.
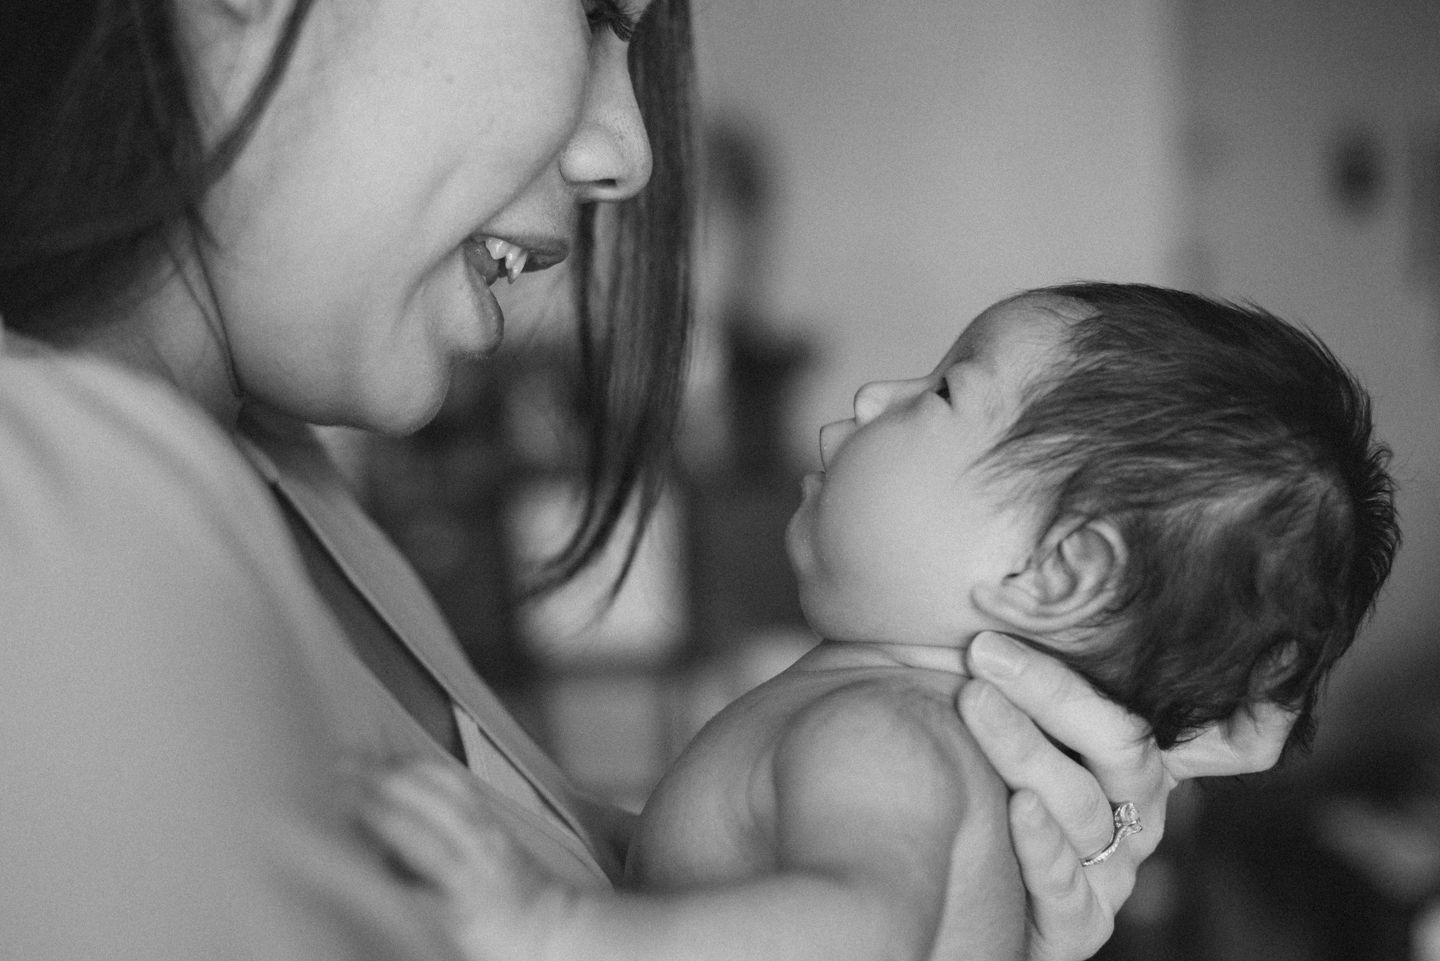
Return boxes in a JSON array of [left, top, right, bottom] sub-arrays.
[[1, 339, 246, 479], [0, 346, 461, 961], [0, 343, 316, 627], [0, 343, 276, 547]]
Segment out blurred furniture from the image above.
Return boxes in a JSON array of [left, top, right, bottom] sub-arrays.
[[362, 325, 814, 806]]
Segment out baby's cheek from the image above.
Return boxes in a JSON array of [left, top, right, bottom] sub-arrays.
[[808, 512, 894, 618]]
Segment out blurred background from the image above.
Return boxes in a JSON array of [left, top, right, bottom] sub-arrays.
[[334, 0, 1440, 956]]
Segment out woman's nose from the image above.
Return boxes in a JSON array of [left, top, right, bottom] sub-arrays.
[[560, 40, 653, 202], [852, 377, 927, 426]]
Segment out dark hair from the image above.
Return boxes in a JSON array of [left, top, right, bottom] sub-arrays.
[[991, 283, 1399, 753], [545, 0, 696, 591], [0, 0, 318, 320], [0, 0, 695, 589]]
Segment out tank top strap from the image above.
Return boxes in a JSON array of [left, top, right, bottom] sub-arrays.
[[234, 409, 622, 882]]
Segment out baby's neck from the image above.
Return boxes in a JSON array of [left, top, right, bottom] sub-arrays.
[[799, 639, 972, 678]]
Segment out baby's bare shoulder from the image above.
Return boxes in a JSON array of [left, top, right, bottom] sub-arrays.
[[784, 674, 985, 768], [768, 674, 1023, 958], [774, 673, 1008, 829]]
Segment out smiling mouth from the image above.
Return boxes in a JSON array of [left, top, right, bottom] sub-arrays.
[[463, 235, 569, 286]]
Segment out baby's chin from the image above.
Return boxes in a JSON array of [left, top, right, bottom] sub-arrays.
[[790, 571, 835, 636], [783, 506, 812, 577], [792, 584, 876, 644]]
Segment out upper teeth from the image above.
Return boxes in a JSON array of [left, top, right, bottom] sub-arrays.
[[484, 237, 530, 283]]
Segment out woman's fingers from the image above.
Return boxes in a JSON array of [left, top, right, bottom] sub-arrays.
[[1163, 700, 1293, 779], [960, 634, 1292, 961], [961, 677, 1149, 961], [965, 634, 1170, 834], [967, 633, 1153, 780], [960, 633, 1176, 961], [958, 679, 1120, 859], [1008, 791, 1113, 961]]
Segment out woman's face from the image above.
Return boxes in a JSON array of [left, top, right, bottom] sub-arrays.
[[197, 0, 655, 432]]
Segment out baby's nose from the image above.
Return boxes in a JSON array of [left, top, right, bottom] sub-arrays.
[[853, 377, 925, 425]]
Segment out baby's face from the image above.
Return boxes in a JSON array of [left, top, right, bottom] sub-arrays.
[[786, 297, 1072, 645]]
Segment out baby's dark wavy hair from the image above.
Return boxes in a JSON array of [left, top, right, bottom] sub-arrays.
[[990, 283, 1399, 754]]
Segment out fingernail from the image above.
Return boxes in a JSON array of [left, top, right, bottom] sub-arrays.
[[970, 632, 1025, 678]]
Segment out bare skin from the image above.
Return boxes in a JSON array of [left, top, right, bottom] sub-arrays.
[[626, 641, 1024, 960], [363, 295, 1299, 961], [365, 632, 1294, 961], [372, 640, 1024, 961]]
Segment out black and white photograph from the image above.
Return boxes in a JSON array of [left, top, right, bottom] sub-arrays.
[[3, 1, 1439, 958]]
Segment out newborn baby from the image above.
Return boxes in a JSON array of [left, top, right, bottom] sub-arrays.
[[368, 283, 1398, 961]]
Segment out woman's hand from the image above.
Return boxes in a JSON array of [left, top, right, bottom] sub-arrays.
[[955, 632, 1293, 961]]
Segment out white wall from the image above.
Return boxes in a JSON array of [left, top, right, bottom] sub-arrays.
[[692, 0, 1188, 459], [1182, 0, 1440, 749]]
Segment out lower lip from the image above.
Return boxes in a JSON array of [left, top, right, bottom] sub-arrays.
[[461, 245, 505, 354]]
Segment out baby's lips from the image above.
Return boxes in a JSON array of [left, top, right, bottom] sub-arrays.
[[818, 419, 856, 467]]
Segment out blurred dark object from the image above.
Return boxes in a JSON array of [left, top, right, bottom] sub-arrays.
[[1093, 731, 1440, 960], [682, 115, 815, 657], [363, 355, 538, 695], [726, 312, 812, 477], [1186, 756, 1423, 961], [1331, 127, 1385, 219], [689, 114, 815, 477]]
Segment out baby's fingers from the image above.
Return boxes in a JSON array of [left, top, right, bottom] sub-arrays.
[[375, 765, 519, 875], [361, 786, 471, 892], [361, 763, 559, 960]]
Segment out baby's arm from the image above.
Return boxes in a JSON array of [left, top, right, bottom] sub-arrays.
[[366, 683, 1024, 961]]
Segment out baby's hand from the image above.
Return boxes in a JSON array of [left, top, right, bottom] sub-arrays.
[[361, 763, 558, 961]]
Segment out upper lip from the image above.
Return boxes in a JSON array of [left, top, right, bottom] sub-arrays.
[[818, 419, 854, 470]]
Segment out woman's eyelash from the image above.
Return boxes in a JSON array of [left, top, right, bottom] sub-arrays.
[[586, 0, 638, 41]]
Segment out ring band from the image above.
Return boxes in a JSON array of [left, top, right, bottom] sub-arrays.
[[1080, 801, 1143, 867]]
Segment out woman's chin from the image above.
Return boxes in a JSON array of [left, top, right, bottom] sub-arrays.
[[367, 382, 451, 436], [317, 363, 452, 436]]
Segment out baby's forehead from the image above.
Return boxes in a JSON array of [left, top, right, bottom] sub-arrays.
[[1012, 291, 1092, 322], [942, 294, 1081, 367]]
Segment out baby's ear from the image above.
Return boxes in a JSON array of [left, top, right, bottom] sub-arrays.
[[972, 516, 1125, 635]]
